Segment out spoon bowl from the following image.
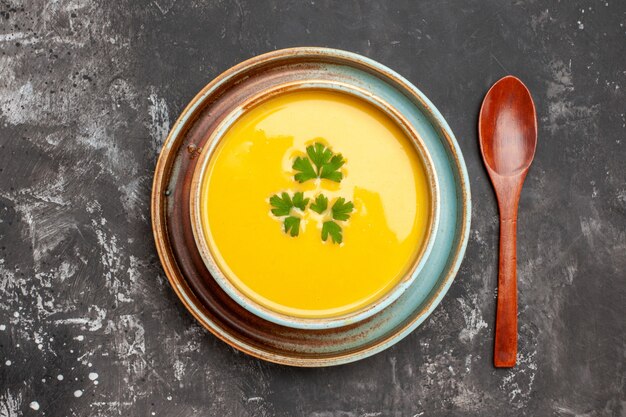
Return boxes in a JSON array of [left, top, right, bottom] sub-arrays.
[[480, 76, 537, 177]]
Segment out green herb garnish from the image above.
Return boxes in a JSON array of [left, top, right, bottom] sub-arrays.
[[319, 154, 345, 182], [291, 191, 309, 211], [269, 142, 353, 243], [331, 197, 354, 221], [293, 156, 317, 183], [313, 194, 354, 244], [310, 194, 328, 214], [293, 142, 346, 183], [269, 191, 309, 237], [322, 220, 343, 244], [269, 192, 293, 216], [283, 216, 301, 237]]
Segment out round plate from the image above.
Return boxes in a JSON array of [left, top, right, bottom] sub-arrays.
[[151, 47, 471, 367]]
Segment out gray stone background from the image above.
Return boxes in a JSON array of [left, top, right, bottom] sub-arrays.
[[0, 0, 624, 416]]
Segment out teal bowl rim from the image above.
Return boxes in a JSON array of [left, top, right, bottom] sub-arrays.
[[189, 79, 441, 330]]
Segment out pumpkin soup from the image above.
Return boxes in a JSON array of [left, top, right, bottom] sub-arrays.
[[199, 90, 431, 318]]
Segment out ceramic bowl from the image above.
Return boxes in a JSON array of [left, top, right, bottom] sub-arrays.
[[188, 79, 441, 330]]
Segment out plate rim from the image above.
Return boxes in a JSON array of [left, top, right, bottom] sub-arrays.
[[151, 46, 472, 366]]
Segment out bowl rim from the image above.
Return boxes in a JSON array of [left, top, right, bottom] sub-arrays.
[[188, 79, 441, 330]]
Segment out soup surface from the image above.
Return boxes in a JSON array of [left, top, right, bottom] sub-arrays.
[[200, 90, 431, 318]]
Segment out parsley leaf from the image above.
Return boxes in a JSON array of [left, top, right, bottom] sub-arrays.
[[307, 142, 333, 170], [272, 143, 354, 243], [310, 194, 328, 214], [269, 192, 306, 237], [331, 197, 354, 221], [293, 142, 346, 183], [319, 153, 345, 182], [293, 156, 317, 183], [321, 221, 342, 244], [291, 191, 309, 211], [284, 216, 301, 237], [269, 192, 293, 216]]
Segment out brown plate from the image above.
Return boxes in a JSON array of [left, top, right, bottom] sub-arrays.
[[151, 47, 471, 366]]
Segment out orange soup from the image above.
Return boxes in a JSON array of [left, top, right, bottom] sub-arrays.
[[199, 90, 431, 318]]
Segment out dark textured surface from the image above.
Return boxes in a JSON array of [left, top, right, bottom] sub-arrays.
[[0, 0, 624, 415]]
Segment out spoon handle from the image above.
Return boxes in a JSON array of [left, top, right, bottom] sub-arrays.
[[494, 213, 518, 367]]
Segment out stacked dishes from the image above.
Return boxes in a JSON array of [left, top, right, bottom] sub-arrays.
[[151, 48, 471, 366]]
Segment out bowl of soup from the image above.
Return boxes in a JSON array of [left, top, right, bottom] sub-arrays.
[[189, 81, 440, 329]]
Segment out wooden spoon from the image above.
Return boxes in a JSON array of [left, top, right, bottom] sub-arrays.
[[479, 76, 537, 368]]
